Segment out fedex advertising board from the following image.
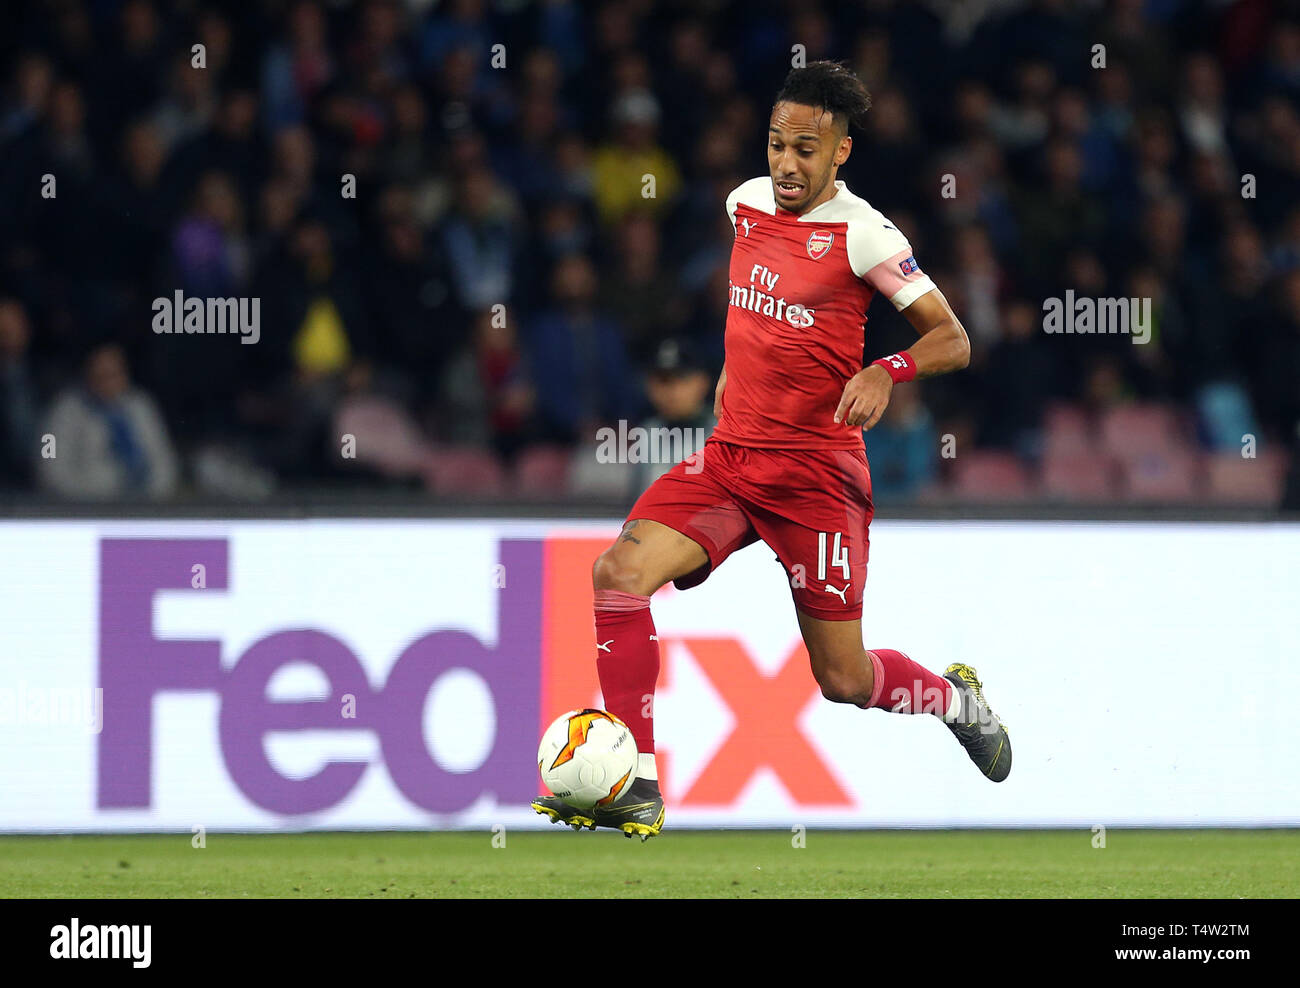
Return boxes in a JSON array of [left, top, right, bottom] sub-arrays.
[[0, 520, 1296, 830]]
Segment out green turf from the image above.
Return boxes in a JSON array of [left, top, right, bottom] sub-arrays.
[[0, 829, 1295, 898]]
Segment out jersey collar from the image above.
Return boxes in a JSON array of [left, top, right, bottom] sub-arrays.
[[774, 180, 847, 220]]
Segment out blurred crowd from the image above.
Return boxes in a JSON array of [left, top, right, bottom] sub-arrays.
[[0, 0, 1297, 507]]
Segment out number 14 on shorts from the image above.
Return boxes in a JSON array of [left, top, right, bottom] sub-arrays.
[[816, 531, 850, 581]]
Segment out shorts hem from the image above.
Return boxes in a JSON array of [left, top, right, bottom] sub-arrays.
[[794, 602, 863, 622], [625, 512, 722, 590]]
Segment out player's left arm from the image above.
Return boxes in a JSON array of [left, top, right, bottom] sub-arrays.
[[834, 288, 970, 430]]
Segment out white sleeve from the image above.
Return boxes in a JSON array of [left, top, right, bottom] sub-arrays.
[[846, 214, 937, 310], [724, 177, 775, 231]]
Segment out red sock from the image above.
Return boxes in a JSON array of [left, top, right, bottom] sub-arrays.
[[594, 589, 659, 753], [867, 649, 953, 716]]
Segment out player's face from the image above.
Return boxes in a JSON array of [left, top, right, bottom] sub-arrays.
[[767, 101, 852, 214]]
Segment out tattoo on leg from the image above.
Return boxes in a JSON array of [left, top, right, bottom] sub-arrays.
[[620, 521, 641, 544]]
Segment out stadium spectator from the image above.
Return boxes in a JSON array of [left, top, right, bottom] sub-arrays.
[[1015, 138, 1108, 289], [0, 299, 38, 489], [97, 0, 167, 138], [864, 380, 939, 503], [0, 0, 1289, 508], [631, 337, 716, 495], [977, 298, 1060, 457], [1255, 268, 1300, 442], [440, 166, 520, 311], [1179, 52, 1229, 156], [491, 52, 567, 209], [598, 213, 687, 362], [854, 86, 927, 215], [261, 0, 335, 131], [591, 89, 681, 226], [438, 308, 536, 459], [151, 52, 218, 153], [363, 183, 465, 394], [1188, 219, 1272, 393], [167, 89, 262, 211], [0, 53, 53, 142], [950, 224, 1004, 354], [527, 252, 639, 445], [384, 82, 435, 187], [171, 170, 250, 298], [105, 120, 172, 281], [38, 343, 179, 500]]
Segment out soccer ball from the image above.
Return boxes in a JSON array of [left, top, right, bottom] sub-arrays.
[[537, 708, 638, 810]]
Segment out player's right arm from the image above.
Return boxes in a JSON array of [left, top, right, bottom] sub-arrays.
[[713, 362, 726, 418]]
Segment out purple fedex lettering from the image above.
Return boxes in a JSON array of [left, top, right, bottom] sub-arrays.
[[98, 537, 543, 815], [98, 539, 228, 807], [219, 629, 373, 814]]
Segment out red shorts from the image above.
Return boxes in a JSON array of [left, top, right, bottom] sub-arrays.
[[628, 439, 874, 620]]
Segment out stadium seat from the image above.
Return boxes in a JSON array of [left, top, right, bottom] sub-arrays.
[[512, 446, 573, 497], [950, 451, 1033, 501], [335, 397, 437, 477], [1043, 403, 1096, 457], [1205, 450, 1288, 505], [569, 450, 637, 498], [1099, 404, 1185, 461], [1120, 449, 1201, 502], [424, 447, 507, 496], [1040, 450, 1121, 502]]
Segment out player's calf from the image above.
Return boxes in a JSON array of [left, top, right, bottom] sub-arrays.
[[800, 613, 877, 707]]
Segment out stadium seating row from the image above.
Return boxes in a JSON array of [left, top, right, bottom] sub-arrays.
[[337, 398, 1289, 504]]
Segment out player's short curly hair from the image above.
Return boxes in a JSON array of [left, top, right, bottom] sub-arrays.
[[773, 60, 872, 136]]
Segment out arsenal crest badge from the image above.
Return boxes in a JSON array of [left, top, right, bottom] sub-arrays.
[[806, 230, 834, 259]]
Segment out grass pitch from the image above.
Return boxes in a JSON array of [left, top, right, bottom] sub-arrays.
[[1, 829, 1295, 898]]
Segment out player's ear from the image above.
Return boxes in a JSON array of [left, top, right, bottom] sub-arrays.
[[836, 135, 852, 166]]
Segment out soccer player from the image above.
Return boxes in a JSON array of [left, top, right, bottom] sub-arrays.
[[534, 61, 1011, 840]]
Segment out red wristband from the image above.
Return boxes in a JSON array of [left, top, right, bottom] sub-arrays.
[[871, 352, 917, 384]]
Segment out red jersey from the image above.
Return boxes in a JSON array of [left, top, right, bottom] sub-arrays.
[[712, 177, 936, 450]]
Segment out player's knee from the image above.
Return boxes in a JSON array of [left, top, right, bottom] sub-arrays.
[[814, 660, 873, 706], [592, 546, 646, 595], [817, 672, 860, 705]]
